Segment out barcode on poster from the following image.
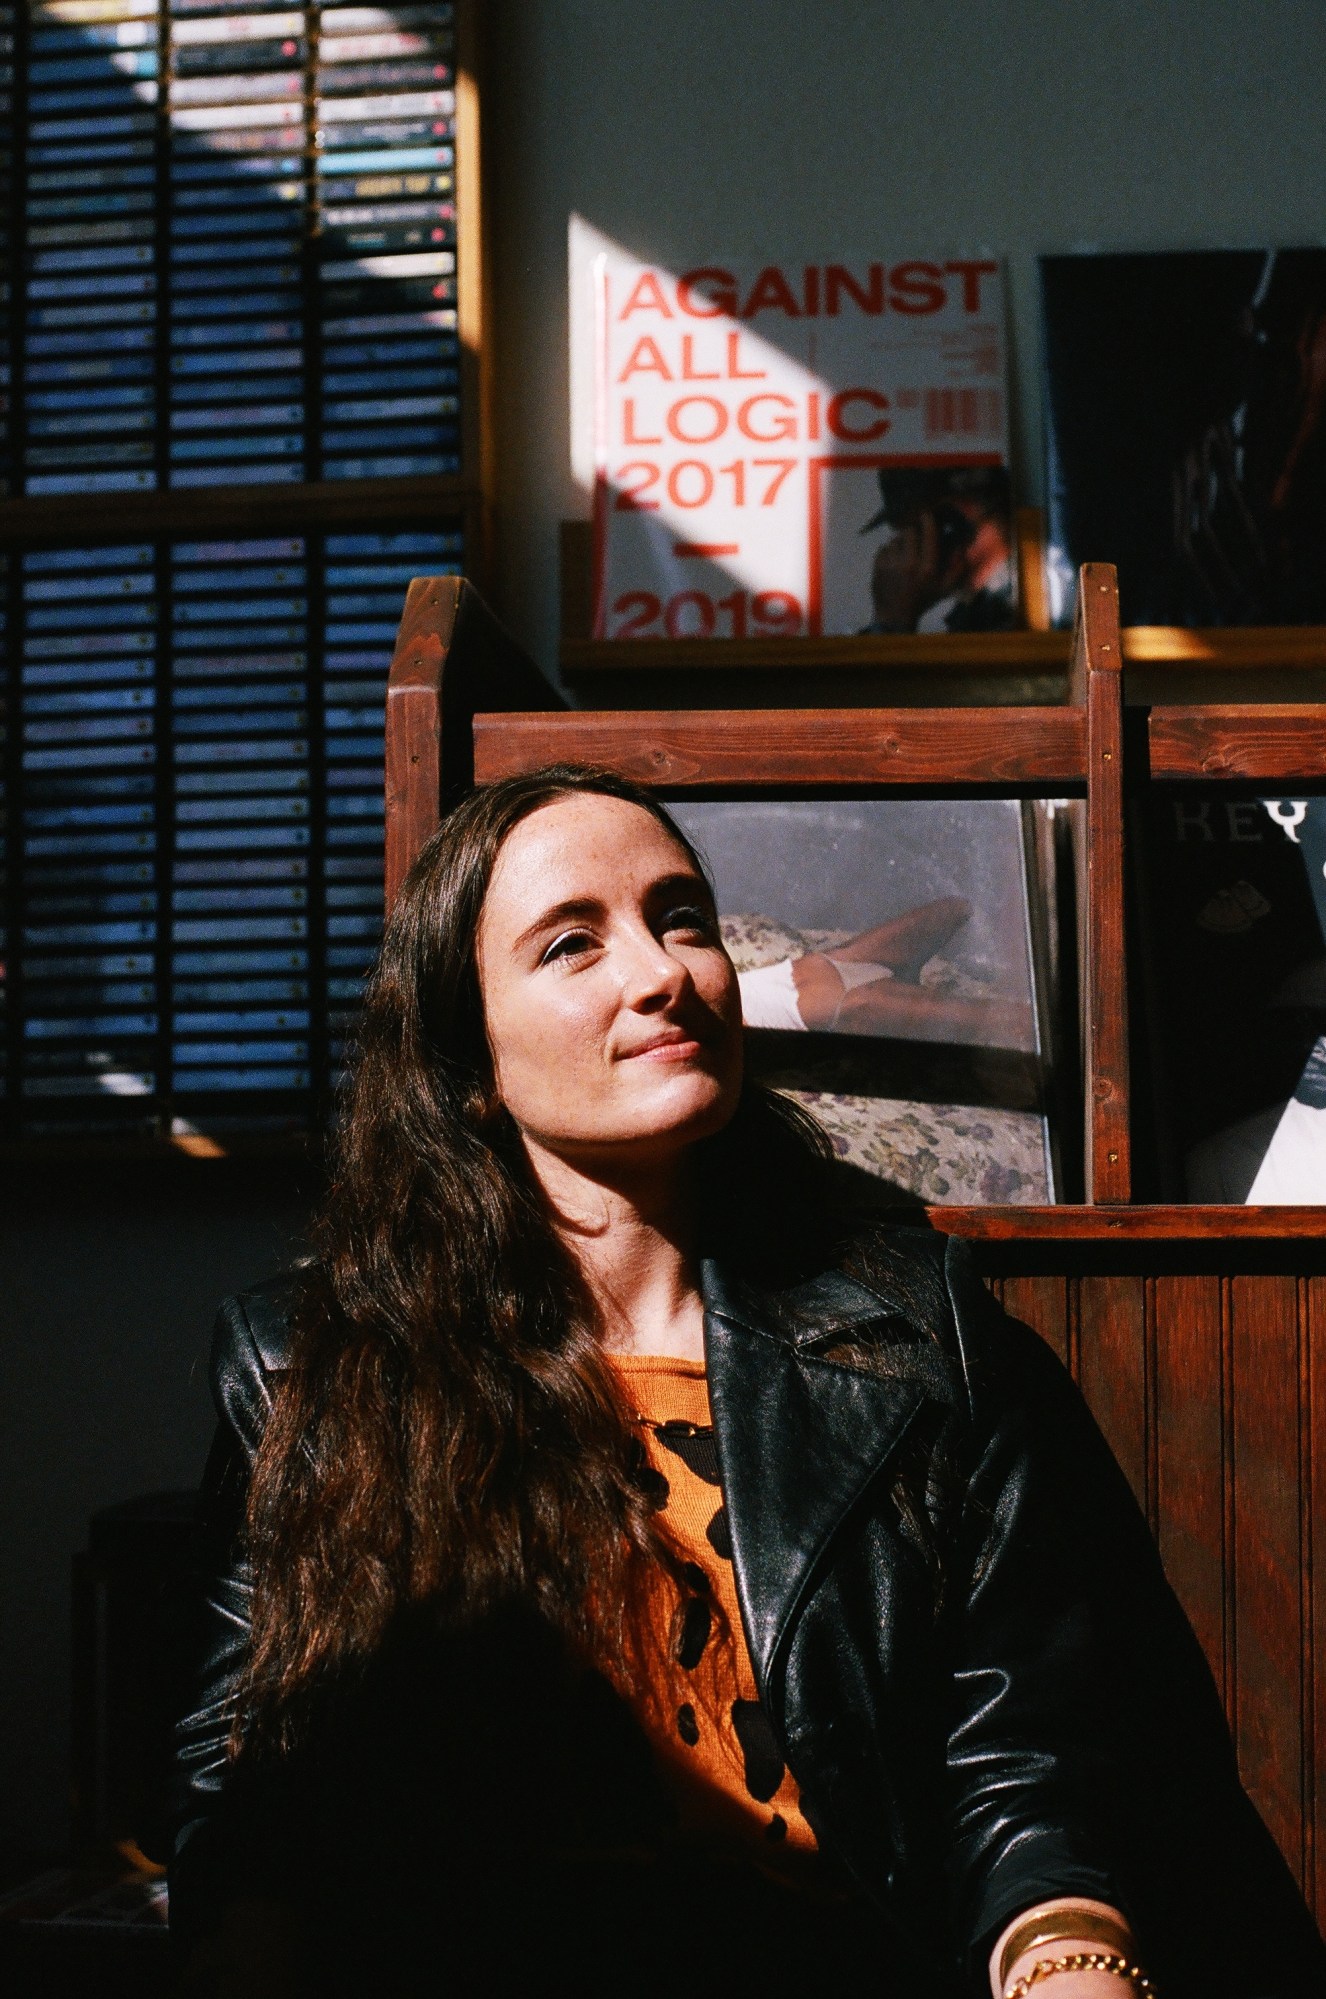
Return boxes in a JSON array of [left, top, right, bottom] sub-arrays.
[[923, 387, 1002, 438]]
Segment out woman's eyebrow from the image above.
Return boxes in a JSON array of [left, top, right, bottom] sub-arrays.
[[648, 869, 714, 905], [511, 895, 603, 952]]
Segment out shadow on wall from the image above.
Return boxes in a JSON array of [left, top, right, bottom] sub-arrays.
[[0, 1161, 313, 1863]]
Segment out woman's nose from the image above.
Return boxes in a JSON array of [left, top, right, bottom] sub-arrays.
[[618, 931, 689, 1010]]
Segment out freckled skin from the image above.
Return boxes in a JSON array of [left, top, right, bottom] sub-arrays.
[[475, 793, 744, 1176]]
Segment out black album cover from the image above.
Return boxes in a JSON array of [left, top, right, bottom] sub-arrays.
[[1133, 792, 1326, 1199], [1042, 249, 1326, 626]]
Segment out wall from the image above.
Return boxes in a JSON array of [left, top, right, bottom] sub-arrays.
[[2, 1165, 312, 1862], [486, 0, 1326, 679], [9, 0, 1326, 1868]]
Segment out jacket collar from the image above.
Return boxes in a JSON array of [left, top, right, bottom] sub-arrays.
[[700, 1255, 935, 1721]]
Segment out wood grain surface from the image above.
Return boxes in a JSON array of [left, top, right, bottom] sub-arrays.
[[384, 577, 456, 908], [1150, 705, 1326, 781], [1074, 564, 1131, 1202], [471, 706, 1086, 788]]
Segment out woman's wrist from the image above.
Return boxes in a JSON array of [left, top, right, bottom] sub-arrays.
[[988, 1898, 1146, 1999]]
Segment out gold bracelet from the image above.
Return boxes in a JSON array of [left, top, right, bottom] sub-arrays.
[[998, 1906, 1136, 1987], [1004, 1950, 1155, 1998]]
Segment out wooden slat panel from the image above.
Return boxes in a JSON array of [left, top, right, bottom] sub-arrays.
[[998, 1274, 1069, 1366], [471, 707, 1086, 789], [1153, 1275, 1227, 1700], [1308, 1278, 1326, 1921], [1073, 563, 1130, 1202], [1128, 627, 1326, 666], [1077, 1274, 1148, 1509], [928, 1204, 1326, 1242], [1230, 1275, 1305, 1879], [1151, 706, 1326, 782]]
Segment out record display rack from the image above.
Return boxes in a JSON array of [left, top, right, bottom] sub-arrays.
[[0, 0, 489, 1152]]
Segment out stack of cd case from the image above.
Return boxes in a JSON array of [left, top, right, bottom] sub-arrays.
[[168, 535, 312, 1117], [314, 4, 460, 478], [0, 5, 13, 493], [322, 527, 461, 1089], [23, 0, 161, 496], [0, 556, 8, 1100], [17, 545, 161, 1135], [6, 522, 464, 1142], [167, 0, 308, 487]]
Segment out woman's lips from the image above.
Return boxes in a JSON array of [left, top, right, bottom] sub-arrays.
[[621, 1033, 705, 1062]]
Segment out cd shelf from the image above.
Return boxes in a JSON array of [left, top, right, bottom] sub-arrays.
[[0, 0, 490, 1151], [3, 521, 466, 1147]]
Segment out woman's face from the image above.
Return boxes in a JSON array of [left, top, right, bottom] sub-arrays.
[[475, 792, 743, 1172]]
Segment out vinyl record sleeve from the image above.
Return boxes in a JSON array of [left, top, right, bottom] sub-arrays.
[[1042, 248, 1326, 626], [1133, 792, 1326, 1199]]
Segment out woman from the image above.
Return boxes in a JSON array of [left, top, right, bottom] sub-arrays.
[[172, 765, 1325, 1998]]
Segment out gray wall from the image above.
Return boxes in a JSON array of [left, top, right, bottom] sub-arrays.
[[9, 0, 1326, 1865], [488, 0, 1326, 677], [2, 1168, 311, 1861]]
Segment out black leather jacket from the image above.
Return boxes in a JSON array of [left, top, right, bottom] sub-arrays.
[[172, 1230, 1325, 1995]]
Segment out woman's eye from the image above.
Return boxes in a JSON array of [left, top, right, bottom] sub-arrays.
[[541, 929, 595, 965], [662, 904, 716, 939]]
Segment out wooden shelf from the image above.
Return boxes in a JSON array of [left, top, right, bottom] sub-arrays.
[[926, 1204, 1326, 1241], [0, 476, 476, 545], [562, 624, 1326, 675]]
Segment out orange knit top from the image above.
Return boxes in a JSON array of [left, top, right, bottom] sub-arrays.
[[603, 1353, 820, 1881]]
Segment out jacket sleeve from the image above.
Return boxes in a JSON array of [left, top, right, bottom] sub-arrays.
[[940, 1237, 1326, 1997], [169, 1285, 292, 1950]]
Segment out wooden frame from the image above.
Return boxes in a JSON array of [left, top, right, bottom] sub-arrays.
[[380, 564, 1326, 1928]]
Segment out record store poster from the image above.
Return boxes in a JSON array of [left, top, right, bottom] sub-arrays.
[[573, 231, 1015, 640]]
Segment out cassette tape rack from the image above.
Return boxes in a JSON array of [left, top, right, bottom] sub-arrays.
[[0, 0, 490, 1153]]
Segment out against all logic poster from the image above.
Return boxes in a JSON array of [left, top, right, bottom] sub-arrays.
[[571, 228, 1015, 641]]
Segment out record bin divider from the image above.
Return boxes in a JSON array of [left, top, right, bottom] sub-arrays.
[[380, 563, 1326, 1929]]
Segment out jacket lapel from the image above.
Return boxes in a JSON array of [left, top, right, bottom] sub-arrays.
[[701, 1258, 930, 1720]]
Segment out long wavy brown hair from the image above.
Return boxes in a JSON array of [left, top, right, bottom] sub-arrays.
[[240, 765, 897, 1748]]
